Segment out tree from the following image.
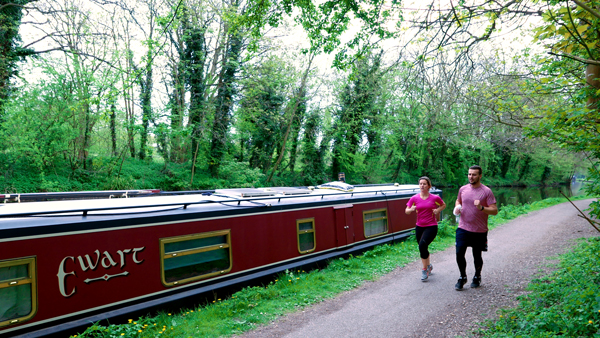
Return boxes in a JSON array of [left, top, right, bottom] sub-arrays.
[[331, 52, 383, 181], [300, 109, 327, 185], [0, 0, 35, 117], [209, 0, 245, 177]]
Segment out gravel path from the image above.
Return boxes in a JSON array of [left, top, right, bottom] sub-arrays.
[[237, 199, 598, 338]]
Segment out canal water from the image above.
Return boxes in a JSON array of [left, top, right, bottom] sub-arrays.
[[438, 182, 587, 224]]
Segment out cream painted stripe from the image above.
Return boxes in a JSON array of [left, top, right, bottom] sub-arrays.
[[0, 196, 412, 243]]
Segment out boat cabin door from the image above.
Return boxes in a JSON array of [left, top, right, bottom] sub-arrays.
[[333, 204, 354, 247]]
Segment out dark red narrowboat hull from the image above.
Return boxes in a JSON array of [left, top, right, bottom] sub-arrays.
[[0, 185, 439, 337]]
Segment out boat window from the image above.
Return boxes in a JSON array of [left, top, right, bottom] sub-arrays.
[[0, 257, 37, 328], [363, 208, 388, 238], [297, 218, 316, 254], [160, 230, 232, 287]]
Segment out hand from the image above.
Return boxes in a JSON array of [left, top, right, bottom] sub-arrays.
[[474, 200, 484, 211], [433, 208, 440, 215], [410, 205, 417, 213]]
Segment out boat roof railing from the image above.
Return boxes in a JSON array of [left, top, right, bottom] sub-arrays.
[[0, 184, 431, 219], [0, 189, 216, 202]]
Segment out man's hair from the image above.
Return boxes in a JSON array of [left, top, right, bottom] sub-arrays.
[[419, 176, 432, 187], [469, 165, 482, 175]]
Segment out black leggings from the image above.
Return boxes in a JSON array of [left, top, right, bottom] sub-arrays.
[[455, 228, 487, 277], [415, 226, 438, 259], [456, 245, 483, 278]]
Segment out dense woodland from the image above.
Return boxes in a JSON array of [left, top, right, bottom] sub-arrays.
[[0, 0, 598, 215]]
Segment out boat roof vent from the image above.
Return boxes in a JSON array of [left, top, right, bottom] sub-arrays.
[[215, 188, 277, 198], [266, 187, 312, 195]]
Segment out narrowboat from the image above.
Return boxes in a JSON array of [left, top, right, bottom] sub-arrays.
[[0, 182, 440, 337]]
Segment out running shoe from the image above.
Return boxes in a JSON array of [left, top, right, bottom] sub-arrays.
[[471, 275, 481, 288], [421, 268, 429, 281], [455, 276, 467, 291], [427, 264, 433, 275]]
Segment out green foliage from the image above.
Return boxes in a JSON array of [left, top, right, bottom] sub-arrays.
[[299, 110, 328, 185], [476, 237, 600, 338], [216, 161, 265, 188], [236, 56, 292, 173], [0, 1, 589, 196], [241, 0, 403, 69], [331, 52, 384, 182]]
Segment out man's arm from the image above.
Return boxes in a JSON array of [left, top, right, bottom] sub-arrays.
[[475, 202, 498, 215]]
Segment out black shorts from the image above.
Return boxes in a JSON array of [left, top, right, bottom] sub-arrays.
[[456, 227, 488, 252]]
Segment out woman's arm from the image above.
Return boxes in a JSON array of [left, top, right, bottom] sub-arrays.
[[433, 199, 446, 216]]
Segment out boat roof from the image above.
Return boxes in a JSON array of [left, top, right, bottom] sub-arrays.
[[0, 183, 438, 238]]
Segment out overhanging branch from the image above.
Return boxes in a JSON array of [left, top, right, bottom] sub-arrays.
[[572, 0, 600, 20], [549, 51, 600, 65]]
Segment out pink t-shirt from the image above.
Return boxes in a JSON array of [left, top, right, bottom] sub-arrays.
[[457, 184, 496, 233], [406, 193, 444, 227]]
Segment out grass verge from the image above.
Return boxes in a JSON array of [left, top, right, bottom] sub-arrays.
[[475, 236, 600, 337], [72, 196, 594, 338]]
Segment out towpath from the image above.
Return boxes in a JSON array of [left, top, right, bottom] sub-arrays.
[[238, 199, 598, 338]]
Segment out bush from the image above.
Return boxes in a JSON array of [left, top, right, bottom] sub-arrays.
[[477, 237, 600, 337]]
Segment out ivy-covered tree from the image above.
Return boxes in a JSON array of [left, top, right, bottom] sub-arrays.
[[0, 0, 35, 117], [331, 53, 383, 181], [300, 110, 327, 185]]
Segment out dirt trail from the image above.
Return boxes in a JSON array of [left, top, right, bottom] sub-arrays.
[[238, 199, 598, 338]]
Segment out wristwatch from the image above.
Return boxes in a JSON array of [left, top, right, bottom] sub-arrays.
[[479, 205, 484, 211]]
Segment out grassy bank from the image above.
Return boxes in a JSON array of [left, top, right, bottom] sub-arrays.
[[476, 236, 600, 337], [72, 196, 593, 338]]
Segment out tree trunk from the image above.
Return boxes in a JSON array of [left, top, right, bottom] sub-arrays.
[[267, 55, 314, 183], [138, 47, 153, 160], [110, 99, 117, 157], [586, 64, 600, 109], [209, 30, 242, 177], [186, 22, 208, 163]]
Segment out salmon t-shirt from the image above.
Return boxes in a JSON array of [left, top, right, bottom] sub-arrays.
[[406, 194, 444, 227], [457, 184, 496, 233]]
